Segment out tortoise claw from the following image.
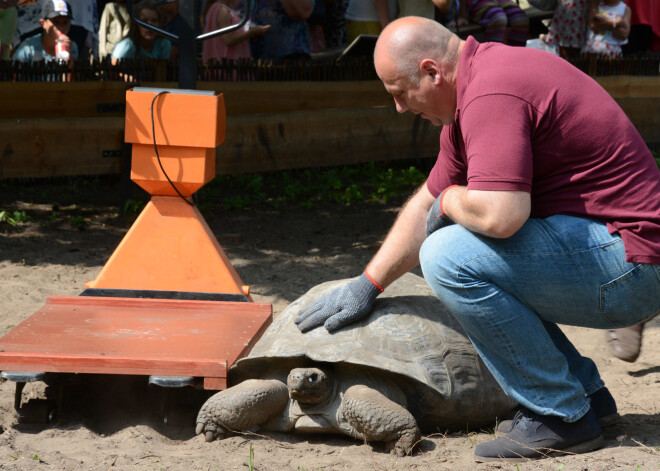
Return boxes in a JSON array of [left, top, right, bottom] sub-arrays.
[[205, 430, 216, 442], [195, 422, 205, 436]]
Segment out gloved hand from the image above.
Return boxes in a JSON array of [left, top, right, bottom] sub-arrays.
[[426, 185, 457, 236], [295, 273, 383, 333]]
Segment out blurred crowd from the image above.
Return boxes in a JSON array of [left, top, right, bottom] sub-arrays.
[[0, 0, 657, 64]]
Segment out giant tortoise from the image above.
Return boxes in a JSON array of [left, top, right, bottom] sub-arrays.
[[196, 273, 517, 456]]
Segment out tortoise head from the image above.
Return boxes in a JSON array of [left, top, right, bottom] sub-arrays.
[[287, 367, 332, 404]]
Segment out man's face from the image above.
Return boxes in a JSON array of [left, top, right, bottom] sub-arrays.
[[40, 16, 72, 37], [374, 51, 456, 127]]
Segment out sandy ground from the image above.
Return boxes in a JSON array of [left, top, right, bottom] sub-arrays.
[[0, 178, 658, 470]]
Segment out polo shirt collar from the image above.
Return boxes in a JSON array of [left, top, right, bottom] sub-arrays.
[[455, 36, 479, 121]]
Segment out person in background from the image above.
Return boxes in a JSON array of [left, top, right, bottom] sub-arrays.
[[250, 0, 314, 60], [0, 0, 18, 59], [201, 0, 269, 63], [581, 0, 630, 58], [154, 0, 177, 60], [13, 0, 42, 48], [13, 0, 78, 62], [539, 0, 589, 59], [344, 0, 396, 43], [458, 0, 529, 46], [110, 0, 169, 63], [67, 0, 97, 59], [97, 0, 130, 59]]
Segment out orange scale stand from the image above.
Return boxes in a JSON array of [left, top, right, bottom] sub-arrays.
[[0, 88, 272, 419]]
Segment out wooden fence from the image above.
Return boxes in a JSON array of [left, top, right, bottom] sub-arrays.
[[0, 76, 659, 179]]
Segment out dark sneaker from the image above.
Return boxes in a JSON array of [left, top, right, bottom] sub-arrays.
[[497, 387, 620, 435], [475, 407, 604, 463]]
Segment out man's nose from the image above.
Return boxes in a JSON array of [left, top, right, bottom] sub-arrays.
[[394, 98, 408, 113]]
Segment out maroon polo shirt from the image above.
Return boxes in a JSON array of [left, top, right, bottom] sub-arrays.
[[427, 37, 660, 264]]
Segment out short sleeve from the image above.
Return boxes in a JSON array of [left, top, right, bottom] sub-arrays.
[[426, 124, 468, 198], [460, 94, 534, 192], [111, 38, 136, 59]]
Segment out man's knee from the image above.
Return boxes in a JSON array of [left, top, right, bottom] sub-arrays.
[[419, 225, 471, 285]]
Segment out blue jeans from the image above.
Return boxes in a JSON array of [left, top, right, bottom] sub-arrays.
[[419, 215, 660, 422]]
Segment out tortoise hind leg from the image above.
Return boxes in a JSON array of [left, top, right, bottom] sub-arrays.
[[196, 379, 289, 442], [343, 385, 421, 457]]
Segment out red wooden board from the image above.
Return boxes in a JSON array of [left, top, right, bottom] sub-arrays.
[[0, 296, 272, 390]]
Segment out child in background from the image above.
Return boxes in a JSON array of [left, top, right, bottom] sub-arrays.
[[461, 0, 529, 46], [582, 0, 631, 58], [111, 0, 170, 63], [201, 0, 269, 63]]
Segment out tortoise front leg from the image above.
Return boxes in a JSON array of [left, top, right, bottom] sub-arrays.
[[196, 379, 289, 442], [342, 385, 421, 457]]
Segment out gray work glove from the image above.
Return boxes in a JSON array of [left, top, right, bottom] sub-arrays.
[[295, 273, 382, 333], [426, 185, 457, 236]]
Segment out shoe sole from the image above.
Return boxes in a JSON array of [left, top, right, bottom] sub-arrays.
[[474, 435, 605, 463]]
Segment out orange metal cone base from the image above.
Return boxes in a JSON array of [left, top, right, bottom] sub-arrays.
[[86, 196, 249, 297]]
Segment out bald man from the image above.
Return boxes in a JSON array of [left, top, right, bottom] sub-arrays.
[[294, 16, 660, 462]]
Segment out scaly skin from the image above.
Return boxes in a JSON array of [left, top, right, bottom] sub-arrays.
[[342, 384, 421, 457], [196, 379, 289, 442]]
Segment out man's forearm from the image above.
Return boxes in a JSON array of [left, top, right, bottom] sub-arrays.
[[365, 184, 434, 289]]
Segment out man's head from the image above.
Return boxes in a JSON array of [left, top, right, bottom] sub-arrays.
[[40, 0, 73, 37], [374, 16, 463, 126]]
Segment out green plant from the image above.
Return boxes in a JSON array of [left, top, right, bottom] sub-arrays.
[[0, 210, 30, 226], [200, 162, 427, 211], [123, 199, 145, 214], [246, 442, 254, 471], [70, 215, 86, 229]]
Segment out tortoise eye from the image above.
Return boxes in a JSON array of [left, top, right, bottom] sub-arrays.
[[308, 373, 318, 382]]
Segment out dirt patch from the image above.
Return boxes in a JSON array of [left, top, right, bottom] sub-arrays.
[[0, 177, 657, 470]]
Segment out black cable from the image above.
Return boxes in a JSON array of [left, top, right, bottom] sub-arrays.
[[150, 91, 195, 206]]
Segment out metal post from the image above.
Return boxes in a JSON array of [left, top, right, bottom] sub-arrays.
[[178, 0, 198, 90]]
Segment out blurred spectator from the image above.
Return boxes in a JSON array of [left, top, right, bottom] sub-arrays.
[[344, 0, 396, 43], [250, 0, 314, 60], [622, 0, 660, 55], [459, 0, 529, 46], [13, 0, 42, 47], [440, 0, 469, 29], [67, 0, 97, 59], [98, 0, 130, 58], [154, 0, 177, 60], [110, 0, 169, 63], [398, 0, 452, 20], [541, 0, 589, 59], [201, 0, 269, 63], [307, 0, 326, 52], [581, 0, 630, 58], [13, 0, 79, 62], [321, 0, 346, 48], [0, 0, 18, 59]]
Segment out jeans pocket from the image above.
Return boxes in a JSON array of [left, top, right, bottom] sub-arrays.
[[600, 263, 660, 327]]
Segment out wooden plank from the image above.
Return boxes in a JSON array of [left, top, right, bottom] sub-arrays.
[[615, 98, 660, 143], [216, 105, 440, 174], [146, 80, 393, 115], [0, 117, 125, 178], [0, 77, 658, 179], [595, 76, 660, 98], [0, 81, 392, 119], [2, 76, 658, 118], [0, 82, 131, 119]]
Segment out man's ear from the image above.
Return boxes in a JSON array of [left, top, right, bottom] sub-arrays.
[[420, 59, 442, 85]]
